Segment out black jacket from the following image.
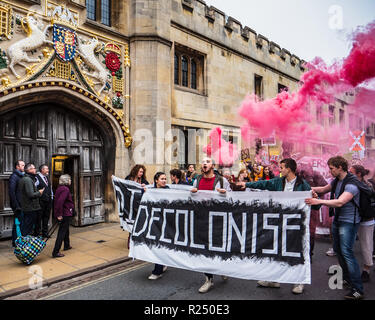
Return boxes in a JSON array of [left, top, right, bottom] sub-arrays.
[[8, 170, 24, 212], [36, 173, 53, 203]]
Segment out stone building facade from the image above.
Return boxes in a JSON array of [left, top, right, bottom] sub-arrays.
[[0, 0, 374, 237]]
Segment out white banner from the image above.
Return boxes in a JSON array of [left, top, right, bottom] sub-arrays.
[[128, 188, 311, 284]]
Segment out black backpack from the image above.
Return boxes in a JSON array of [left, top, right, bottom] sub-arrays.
[[330, 173, 375, 221]]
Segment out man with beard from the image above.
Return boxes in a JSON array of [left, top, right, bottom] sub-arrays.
[[191, 157, 231, 293], [305, 156, 364, 300], [18, 163, 44, 236]]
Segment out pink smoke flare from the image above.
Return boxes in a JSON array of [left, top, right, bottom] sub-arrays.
[[203, 127, 239, 167]]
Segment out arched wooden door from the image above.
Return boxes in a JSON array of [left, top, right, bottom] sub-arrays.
[[0, 104, 108, 238]]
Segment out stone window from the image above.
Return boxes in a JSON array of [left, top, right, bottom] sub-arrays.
[[278, 83, 288, 94], [174, 44, 205, 94], [254, 75, 263, 99], [101, 0, 111, 26], [174, 54, 179, 85], [181, 56, 188, 87], [339, 109, 345, 127], [86, 0, 96, 21], [191, 59, 197, 89], [329, 105, 335, 126], [86, 0, 111, 26]]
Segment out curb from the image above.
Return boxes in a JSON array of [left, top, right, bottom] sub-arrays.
[[0, 256, 132, 300]]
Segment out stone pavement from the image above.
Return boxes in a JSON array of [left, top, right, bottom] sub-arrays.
[[0, 222, 130, 298]]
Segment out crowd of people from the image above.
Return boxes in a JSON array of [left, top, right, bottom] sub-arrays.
[[7, 154, 375, 300], [9, 160, 74, 258], [126, 155, 375, 300]]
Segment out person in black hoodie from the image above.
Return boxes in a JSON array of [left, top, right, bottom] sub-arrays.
[[9, 160, 25, 246], [147, 172, 169, 280], [18, 163, 44, 236]]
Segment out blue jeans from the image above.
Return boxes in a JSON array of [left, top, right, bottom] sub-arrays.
[[332, 220, 363, 293]]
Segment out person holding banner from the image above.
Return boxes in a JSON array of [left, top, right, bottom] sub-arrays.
[[125, 165, 149, 249], [126, 164, 149, 185], [305, 156, 364, 300], [237, 158, 315, 295], [191, 157, 231, 293], [147, 172, 169, 280]]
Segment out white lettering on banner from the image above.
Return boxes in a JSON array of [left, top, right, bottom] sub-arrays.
[[252, 213, 257, 254], [282, 214, 301, 258], [209, 211, 228, 253], [160, 209, 174, 244], [262, 214, 279, 255], [190, 211, 205, 249], [132, 205, 149, 237], [114, 185, 124, 217], [227, 212, 247, 253], [128, 189, 140, 221], [174, 210, 189, 246], [146, 207, 161, 240]]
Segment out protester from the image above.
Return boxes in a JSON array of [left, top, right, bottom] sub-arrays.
[[186, 164, 198, 185], [170, 168, 189, 185], [35, 164, 53, 238], [125, 164, 149, 185], [9, 160, 25, 247], [305, 156, 364, 300], [52, 174, 74, 258], [260, 166, 275, 181], [125, 165, 149, 249], [147, 172, 169, 280], [191, 157, 231, 293], [18, 163, 44, 237], [236, 169, 249, 183], [298, 164, 327, 258], [349, 164, 374, 283], [251, 162, 263, 181], [237, 158, 317, 294]]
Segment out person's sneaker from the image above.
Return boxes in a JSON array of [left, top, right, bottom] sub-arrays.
[[162, 266, 168, 273], [148, 273, 162, 280], [257, 281, 281, 288], [292, 284, 304, 294], [198, 277, 214, 293], [326, 248, 336, 256], [221, 275, 228, 281], [344, 289, 364, 300], [361, 271, 370, 283]]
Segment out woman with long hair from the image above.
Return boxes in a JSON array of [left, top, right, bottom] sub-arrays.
[[126, 164, 149, 185], [260, 166, 275, 181], [349, 164, 374, 283], [147, 172, 169, 280]]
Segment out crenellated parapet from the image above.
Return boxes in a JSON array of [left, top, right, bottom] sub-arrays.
[[172, 0, 307, 79]]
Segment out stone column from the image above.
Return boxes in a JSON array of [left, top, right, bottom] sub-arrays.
[[129, 0, 173, 181]]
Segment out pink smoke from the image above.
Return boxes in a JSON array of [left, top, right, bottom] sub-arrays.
[[238, 21, 375, 147], [341, 22, 375, 87], [203, 127, 239, 167]]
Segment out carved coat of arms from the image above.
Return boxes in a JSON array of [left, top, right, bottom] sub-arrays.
[[53, 24, 77, 62]]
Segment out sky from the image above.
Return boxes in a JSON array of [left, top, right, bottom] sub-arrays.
[[207, 0, 375, 66]]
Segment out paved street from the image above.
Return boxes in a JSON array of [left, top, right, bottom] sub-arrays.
[[35, 238, 374, 301]]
